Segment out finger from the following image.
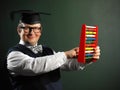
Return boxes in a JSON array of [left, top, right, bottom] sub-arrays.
[[93, 52, 100, 59], [95, 46, 100, 51], [94, 46, 100, 53], [93, 55, 100, 59], [74, 47, 79, 52]]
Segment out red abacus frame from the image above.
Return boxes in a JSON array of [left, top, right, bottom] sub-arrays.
[[78, 24, 98, 63]]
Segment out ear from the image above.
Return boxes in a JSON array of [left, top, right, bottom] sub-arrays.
[[17, 27, 22, 35]]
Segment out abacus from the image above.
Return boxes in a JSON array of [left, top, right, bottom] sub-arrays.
[[78, 24, 98, 63]]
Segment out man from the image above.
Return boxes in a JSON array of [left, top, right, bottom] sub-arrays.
[[7, 10, 100, 90]]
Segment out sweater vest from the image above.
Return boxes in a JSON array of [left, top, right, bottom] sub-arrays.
[[7, 44, 62, 90]]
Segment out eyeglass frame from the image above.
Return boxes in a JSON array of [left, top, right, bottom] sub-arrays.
[[20, 26, 42, 33]]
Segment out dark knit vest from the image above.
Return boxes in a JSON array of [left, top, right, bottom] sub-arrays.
[[7, 44, 62, 90]]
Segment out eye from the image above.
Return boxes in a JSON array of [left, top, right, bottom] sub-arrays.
[[33, 27, 41, 30], [20, 27, 29, 30]]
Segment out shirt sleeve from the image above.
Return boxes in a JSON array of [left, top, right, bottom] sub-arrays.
[[60, 58, 93, 71], [7, 51, 67, 76]]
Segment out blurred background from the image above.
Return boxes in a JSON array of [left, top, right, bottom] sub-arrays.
[[0, 0, 120, 90]]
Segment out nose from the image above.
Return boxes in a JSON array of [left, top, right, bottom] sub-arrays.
[[29, 28, 34, 34]]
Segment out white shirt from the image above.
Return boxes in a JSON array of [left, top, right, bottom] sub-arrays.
[[7, 40, 87, 76]]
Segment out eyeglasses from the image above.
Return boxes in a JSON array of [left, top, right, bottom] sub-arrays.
[[20, 26, 42, 33]]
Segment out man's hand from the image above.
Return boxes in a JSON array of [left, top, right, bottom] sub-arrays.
[[93, 46, 100, 59], [64, 47, 79, 59], [64, 46, 100, 60]]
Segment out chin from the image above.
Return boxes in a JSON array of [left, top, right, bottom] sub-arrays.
[[27, 40, 37, 45], [30, 41, 37, 45]]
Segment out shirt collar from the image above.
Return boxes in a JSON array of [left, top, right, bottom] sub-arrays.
[[19, 40, 43, 53]]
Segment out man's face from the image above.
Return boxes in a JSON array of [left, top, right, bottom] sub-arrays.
[[17, 23, 42, 46]]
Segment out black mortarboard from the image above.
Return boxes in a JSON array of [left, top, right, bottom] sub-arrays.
[[10, 10, 51, 24]]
